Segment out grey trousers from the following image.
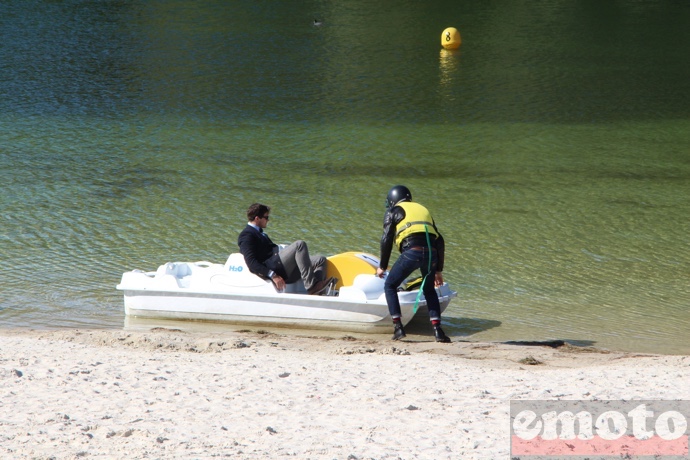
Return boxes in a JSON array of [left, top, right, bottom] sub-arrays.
[[278, 240, 326, 289]]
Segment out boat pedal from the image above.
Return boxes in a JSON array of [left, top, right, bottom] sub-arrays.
[[323, 278, 339, 296]]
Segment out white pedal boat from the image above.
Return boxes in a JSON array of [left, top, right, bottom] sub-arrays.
[[117, 251, 457, 332]]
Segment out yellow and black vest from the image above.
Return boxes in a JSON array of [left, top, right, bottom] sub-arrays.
[[394, 201, 439, 248]]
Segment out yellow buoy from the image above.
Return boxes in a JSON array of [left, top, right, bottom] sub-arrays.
[[441, 27, 461, 49]]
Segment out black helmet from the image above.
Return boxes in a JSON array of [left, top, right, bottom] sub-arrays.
[[385, 185, 412, 209]]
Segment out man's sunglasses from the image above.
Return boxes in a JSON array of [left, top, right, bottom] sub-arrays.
[[260, 215, 270, 220]]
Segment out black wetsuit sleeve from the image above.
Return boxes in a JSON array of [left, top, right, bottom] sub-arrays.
[[434, 224, 445, 273], [379, 207, 405, 269]]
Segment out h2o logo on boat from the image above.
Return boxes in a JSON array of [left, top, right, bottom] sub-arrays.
[[228, 265, 244, 272]]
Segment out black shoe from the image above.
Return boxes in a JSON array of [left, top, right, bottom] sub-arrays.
[[434, 326, 451, 343], [392, 322, 406, 340]]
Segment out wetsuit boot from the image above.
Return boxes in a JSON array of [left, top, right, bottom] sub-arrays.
[[392, 321, 406, 340], [434, 325, 451, 343]]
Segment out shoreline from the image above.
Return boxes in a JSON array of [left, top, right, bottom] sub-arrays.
[[1, 327, 688, 459]]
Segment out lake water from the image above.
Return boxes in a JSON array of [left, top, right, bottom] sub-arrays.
[[1, 0, 689, 354]]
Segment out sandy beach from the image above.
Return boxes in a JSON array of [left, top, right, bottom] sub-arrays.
[[1, 327, 688, 459]]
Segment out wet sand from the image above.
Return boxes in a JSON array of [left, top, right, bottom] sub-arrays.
[[1, 327, 688, 459]]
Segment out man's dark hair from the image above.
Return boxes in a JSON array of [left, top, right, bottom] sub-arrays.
[[246, 203, 270, 221]]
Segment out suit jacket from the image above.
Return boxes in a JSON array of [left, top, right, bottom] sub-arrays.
[[237, 225, 286, 279]]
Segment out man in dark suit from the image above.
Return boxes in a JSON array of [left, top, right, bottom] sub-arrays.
[[237, 203, 336, 295]]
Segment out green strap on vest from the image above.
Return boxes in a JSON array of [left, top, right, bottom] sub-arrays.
[[412, 225, 434, 315]]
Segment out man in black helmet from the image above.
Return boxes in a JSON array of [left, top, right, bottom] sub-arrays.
[[375, 185, 451, 342]]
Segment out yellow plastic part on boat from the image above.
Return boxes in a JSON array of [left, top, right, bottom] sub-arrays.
[[326, 252, 379, 289]]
